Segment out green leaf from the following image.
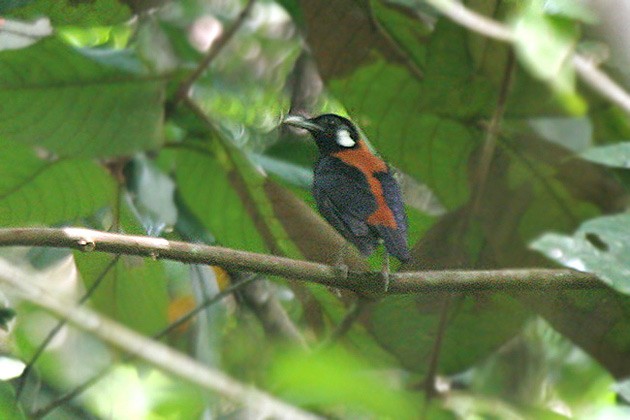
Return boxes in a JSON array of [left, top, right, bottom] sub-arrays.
[[580, 142, 630, 168], [542, 0, 598, 23], [531, 214, 630, 294], [511, 1, 584, 112], [530, 117, 593, 152], [0, 139, 115, 226], [174, 146, 268, 253], [125, 155, 178, 235], [370, 293, 529, 374], [75, 246, 169, 335], [7, 0, 131, 26], [0, 37, 165, 157], [0, 382, 25, 420], [269, 347, 419, 418]]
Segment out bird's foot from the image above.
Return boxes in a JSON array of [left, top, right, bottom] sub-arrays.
[[328, 263, 348, 298], [380, 269, 390, 293]]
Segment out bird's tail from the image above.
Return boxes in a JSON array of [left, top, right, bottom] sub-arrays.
[[376, 226, 410, 263]]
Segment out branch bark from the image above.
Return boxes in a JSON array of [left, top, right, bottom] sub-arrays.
[[0, 227, 604, 295]]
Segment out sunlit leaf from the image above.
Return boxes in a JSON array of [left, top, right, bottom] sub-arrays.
[[580, 142, 630, 168], [531, 214, 630, 294], [0, 382, 25, 419], [543, 0, 598, 23], [511, 0, 585, 113], [0, 17, 52, 51]]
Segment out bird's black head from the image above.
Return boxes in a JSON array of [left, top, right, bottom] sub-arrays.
[[283, 113, 360, 155]]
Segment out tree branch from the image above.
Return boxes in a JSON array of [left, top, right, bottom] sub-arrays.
[[422, 0, 630, 116], [0, 258, 317, 420], [16, 255, 120, 400], [0, 228, 603, 294]]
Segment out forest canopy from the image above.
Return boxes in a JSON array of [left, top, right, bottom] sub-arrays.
[[2, 0, 630, 418]]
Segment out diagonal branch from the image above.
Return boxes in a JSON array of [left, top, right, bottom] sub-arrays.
[[0, 258, 318, 420], [0, 227, 603, 294], [32, 274, 260, 418], [16, 255, 120, 400]]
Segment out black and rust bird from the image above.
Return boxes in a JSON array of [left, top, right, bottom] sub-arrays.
[[283, 114, 410, 277]]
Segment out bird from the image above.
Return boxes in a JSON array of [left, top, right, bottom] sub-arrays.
[[283, 113, 410, 286]]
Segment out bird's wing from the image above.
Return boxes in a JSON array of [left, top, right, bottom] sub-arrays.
[[373, 170, 410, 262], [313, 158, 378, 254]]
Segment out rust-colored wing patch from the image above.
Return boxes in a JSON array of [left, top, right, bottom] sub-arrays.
[[333, 141, 398, 229]]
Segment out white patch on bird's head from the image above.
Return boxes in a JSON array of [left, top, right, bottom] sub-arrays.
[[335, 129, 355, 148]]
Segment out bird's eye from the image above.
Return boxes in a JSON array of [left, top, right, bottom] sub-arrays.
[[336, 129, 355, 147]]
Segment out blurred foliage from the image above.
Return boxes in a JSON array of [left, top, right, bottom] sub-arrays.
[[2, 0, 630, 418]]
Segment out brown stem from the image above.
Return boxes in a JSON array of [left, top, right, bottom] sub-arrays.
[[0, 227, 604, 295]]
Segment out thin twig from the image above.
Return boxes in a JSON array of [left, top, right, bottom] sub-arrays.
[[16, 256, 121, 400], [422, 0, 630, 116], [572, 55, 630, 113], [171, 0, 257, 106]]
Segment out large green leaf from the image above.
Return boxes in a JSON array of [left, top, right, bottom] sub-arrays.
[[75, 252, 170, 335], [73, 202, 170, 336], [0, 37, 165, 157], [0, 138, 115, 226], [174, 146, 268, 254], [370, 293, 529, 374]]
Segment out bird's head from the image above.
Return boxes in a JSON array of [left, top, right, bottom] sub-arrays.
[[283, 114, 360, 155]]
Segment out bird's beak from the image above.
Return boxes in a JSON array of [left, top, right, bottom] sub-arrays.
[[282, 115, 322, 132]]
